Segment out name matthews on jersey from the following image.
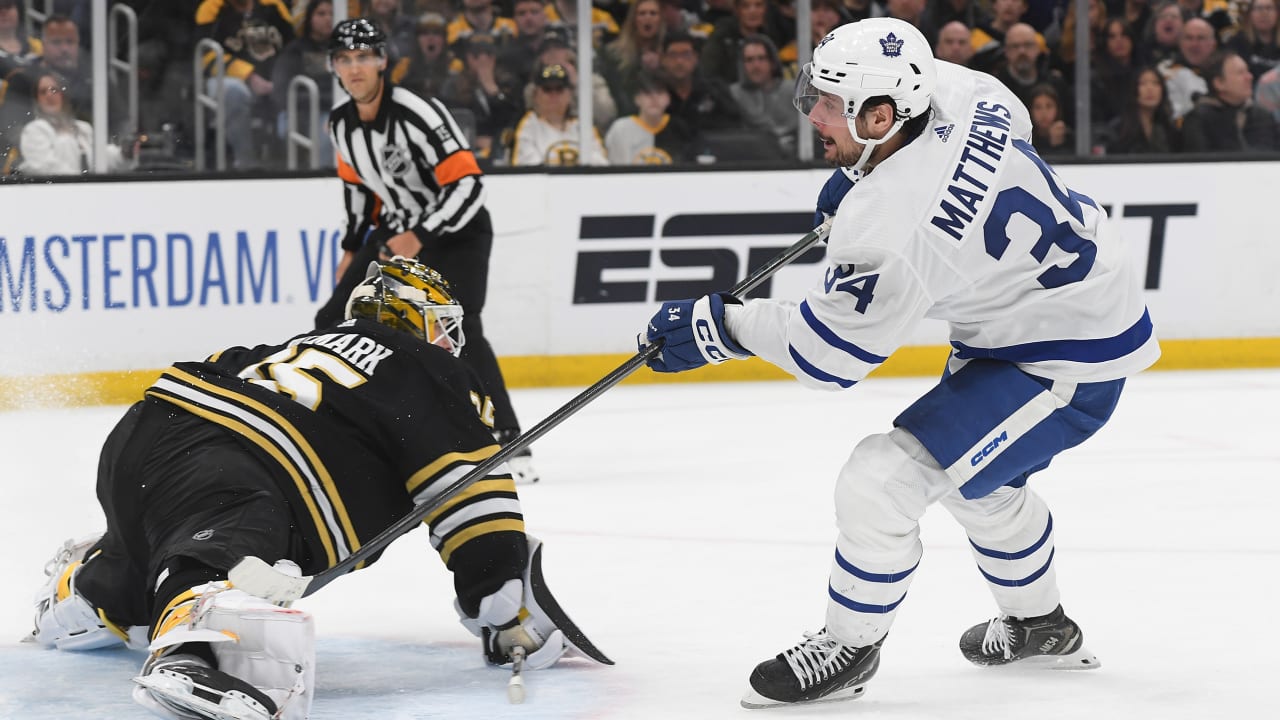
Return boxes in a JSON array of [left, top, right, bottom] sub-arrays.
[[929, 100, 1014, 242]]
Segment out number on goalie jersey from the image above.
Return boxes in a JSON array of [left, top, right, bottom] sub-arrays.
[[147, 317, 518, 576]]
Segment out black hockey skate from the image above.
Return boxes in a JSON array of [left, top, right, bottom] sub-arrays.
[[133, 654, 278, 720], [959, 604, 1099, 669], [740, 629, 882, 709]]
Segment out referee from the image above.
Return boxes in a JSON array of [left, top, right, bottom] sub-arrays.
[[315, 18, 537, 483]]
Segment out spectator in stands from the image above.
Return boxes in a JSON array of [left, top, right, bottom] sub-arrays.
[[1224, 0, 1280, 85], [1140, 0, 1183, 66], [1118, 0, 1153, 44], [498, 0, 551, 94], [604, 71, 696, 163], [882, 0, 928, 30], [195, 0, 296, 169], [0, 0, 40, 77], [532, 29, 617, 130], [779, 0, 850, 73], [970, 0, 1033, 73], [511, 63, 609, 165], [1182, 49, 1280, 150], [545, 0, 620, 48], [398, 12, 453, 100], [659, 30, 743, 133], [1099, 65, 1182, 154], [921, 0, 989, 47], [729, 34, 794, 155], [1256, 57, 1280, 121], [19, 69, 130, 175], [602, 0, 666, 116], [702, 0, 776, 85], [996, 23, 1072, 117], [934, 19, 975, 66], [1028, 82, 1074, 156], [1092, 16, 1139, 122], [1158, 15, 1216, 119], [658, 0, 714, 40], [365, 0, 418, 59], [1052, 0, 1105, 81], [447, 0, 517, 48], [440, 32, 522, 160], [840, 0, 874, 23], [273, 0, 334, 166]]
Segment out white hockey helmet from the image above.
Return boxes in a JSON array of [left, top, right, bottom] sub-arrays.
[[795, 18, 937, 165]]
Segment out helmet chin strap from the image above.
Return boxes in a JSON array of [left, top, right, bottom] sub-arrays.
[[845, 116, 905, 172]]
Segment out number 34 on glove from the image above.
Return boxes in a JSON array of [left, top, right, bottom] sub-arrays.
[[638, 293, 753, 373]]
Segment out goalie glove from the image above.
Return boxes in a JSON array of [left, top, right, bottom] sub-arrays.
[[639, 293, 752, 373], [455, 536, 613, 669]]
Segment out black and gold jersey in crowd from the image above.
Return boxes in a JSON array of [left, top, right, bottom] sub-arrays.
[[143, 318, 523, 588], [330, 85, 485, 251]]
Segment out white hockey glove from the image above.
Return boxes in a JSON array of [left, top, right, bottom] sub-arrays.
[[454, 535, 613, 669], [455, 578, 570, 670]]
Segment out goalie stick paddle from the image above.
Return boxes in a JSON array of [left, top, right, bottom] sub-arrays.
[[229, 218, 834, 604]]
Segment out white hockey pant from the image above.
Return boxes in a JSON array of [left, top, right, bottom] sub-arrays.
[[826, 428, 1060, 647], [139, 583, 317, 720]]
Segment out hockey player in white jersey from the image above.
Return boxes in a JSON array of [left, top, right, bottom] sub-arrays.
[[639, 18, 1159, 709]]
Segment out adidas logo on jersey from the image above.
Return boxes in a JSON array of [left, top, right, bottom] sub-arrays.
[[934, 124, 954, 143]]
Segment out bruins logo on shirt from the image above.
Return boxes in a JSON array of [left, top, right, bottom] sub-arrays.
[[633, 147, 673, 165], [380, 144, 414, 177], [544, 140, 581, 167]]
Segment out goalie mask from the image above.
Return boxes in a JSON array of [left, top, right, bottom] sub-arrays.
[[795, 18, 937, 170], [345, 258, 466, 357]]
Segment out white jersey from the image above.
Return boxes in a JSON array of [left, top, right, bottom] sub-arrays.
[[728, 61, 1160, 388]]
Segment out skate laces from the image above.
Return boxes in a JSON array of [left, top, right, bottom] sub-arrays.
[[783, 630, 857, 690], [980, 616, 1015, 660]]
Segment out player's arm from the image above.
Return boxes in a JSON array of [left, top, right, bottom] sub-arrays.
[[729, 247, 932, 390]]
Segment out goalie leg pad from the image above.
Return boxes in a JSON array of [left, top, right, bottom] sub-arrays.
[[140, 579, 316, 720], [30, 534, 142, 651]]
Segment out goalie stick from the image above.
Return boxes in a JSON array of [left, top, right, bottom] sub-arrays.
[[229, 218, 834, 604]]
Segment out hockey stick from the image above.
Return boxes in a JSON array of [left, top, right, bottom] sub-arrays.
[[229, 218, 833, 604]]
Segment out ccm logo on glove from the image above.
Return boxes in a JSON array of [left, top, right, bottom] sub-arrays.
[[640, 294, 752, 373]]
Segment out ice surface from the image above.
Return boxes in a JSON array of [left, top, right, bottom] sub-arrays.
[[1, 370, 1276, 718]]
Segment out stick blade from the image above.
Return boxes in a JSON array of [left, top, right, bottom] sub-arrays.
[[228, 556, 311, 604]]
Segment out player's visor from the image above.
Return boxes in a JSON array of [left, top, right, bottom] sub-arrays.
[[793, 64, 849, 127]]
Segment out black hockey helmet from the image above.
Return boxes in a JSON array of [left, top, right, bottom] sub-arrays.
[[330, 17, 387, 59]]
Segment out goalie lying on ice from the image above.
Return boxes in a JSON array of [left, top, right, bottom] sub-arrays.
[[27, 257, 609, 720]]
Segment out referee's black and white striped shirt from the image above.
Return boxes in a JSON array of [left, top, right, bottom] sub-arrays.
[[330, 85, 486, 250]]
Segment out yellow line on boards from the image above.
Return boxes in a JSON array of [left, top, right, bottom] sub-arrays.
[[2, 338, 1278, 412]]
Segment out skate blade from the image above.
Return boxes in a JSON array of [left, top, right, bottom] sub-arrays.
[[133, 674, 272, 720], [999, 646, 1101, 671], [740, 683, 868, 710]]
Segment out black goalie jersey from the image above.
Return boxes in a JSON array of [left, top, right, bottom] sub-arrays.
[[143, 318, 523, 583]]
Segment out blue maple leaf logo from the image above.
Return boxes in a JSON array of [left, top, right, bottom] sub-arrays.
[[879, 32, 904, 57]]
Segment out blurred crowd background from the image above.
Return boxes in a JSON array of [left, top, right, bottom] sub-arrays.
[[0, 0, 1276, 176]]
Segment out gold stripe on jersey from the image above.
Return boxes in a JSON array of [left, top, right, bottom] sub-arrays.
[[146, 368, 363, 567], [148, 391, 341, 568], [405, 444, 503, 497], [422, 477, 517, 521], [434, 518, 526, 565]]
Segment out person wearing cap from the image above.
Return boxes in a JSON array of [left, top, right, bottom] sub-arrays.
[[317, 17, 541, 483], [511, 63, 609, 165], [531, 29, 619, 130]]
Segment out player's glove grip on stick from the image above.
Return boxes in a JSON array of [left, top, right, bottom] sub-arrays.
[[639, 293, 752, 373]]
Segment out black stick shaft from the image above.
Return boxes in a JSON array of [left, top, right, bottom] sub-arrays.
[[296, 220, 831, 597]]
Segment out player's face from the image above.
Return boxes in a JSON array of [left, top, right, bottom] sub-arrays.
[[332, 48, 386, 104], [808, 91, 863, 165]]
